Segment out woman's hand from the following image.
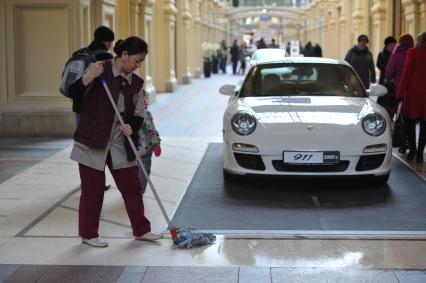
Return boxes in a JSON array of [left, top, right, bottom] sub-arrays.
[[120, 124, 133, 137], [82, 61, 104, 86]]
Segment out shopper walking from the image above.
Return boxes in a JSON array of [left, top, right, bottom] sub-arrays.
[[386, 34, 415, 153], [396, 32, 426, 163], [344, 34, 376, 89], [230, 40, 239, 75], [69, 36, 162, 247], [377, 36, 396, 85], [238, 42, 248, 75], [218, 40, 228, 74], [313, 43, 322, 57], [386, 34, 414, 91], [376, 36, 397, 115], [302, 41, 315, 57]]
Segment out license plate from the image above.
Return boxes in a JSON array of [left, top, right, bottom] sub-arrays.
[[283, 151, 340, 164]]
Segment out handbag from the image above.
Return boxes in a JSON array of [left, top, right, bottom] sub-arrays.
[[392, 102, 405, 148]]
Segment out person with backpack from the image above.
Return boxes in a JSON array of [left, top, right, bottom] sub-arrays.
[[64, 26, 115, 192], [72, 26, 115, 125], [344, 34, 376, 89], [69, 36, 162, 248]]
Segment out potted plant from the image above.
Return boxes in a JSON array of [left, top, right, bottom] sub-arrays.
[[203, 56, 211, 78], [201, 42, 212, 78], [211, 53, 219, 74]]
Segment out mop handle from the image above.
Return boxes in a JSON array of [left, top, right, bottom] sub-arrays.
[[101, 79, 174, 230]]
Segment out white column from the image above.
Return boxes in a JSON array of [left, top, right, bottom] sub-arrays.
[[140, 0, 156, 102]]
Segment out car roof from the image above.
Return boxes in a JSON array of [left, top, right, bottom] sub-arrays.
[[254, 56, 348, 66]]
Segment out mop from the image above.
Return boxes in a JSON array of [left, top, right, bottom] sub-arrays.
[[101, 79, 216, 248]]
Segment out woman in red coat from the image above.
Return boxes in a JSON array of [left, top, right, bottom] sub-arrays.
[[397, 32, 426, 163]]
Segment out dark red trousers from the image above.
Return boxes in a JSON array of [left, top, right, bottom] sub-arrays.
[[78, 158, 151, 239]]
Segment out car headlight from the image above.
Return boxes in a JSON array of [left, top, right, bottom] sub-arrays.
[[231, 112, 256, 136], [362, 113, 386, 136]]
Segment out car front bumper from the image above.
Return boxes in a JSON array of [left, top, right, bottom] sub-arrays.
[[223, 142, 392, 177]]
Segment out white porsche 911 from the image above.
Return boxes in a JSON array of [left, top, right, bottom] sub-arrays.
[[219, 57, 392, 184]]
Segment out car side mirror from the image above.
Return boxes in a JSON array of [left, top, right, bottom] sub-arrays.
[[219, 84, 236, 96], [368, 84, 388, 97]]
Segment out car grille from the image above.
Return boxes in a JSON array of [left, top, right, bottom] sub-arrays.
[[272, 160, 350, 172], [234, 153, 266, 171], [356, 154, 386, 171]]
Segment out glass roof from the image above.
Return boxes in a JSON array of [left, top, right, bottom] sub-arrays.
[[238, 0, 313, 7]]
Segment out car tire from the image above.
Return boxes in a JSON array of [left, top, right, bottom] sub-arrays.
[[223, 169, 238, 183], [373, 173, 390, 185]]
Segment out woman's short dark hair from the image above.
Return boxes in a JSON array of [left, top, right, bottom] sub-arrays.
[[113, 36, 148, 57]]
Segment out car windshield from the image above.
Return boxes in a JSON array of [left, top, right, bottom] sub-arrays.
[[239, 63, 366, 98]]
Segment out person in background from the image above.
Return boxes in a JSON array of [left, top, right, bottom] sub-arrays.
[[385, 33, 414, 153], [230, 40, 240, 75], [313, 43, 322, 57], [385, 34, 413, 90], [376, 36, 397, 116], [268, 38, 279, 48], [238, 42, 248, 75], [377, 36, 397, 85], [257, 38, 267, 49], [73, 26, 114, 125], [344, 34, 376, 89], [218, 40, 228, 74], [138, 95, 161, 193], [396, 32, 426, 163], [70, 25, 114, 192], [286, 42, 291, 56], [302, 41, 314, 57], [69, 36, 162, 248], [246, 38, 257, 57]]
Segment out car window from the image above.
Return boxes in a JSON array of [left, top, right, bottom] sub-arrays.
[[240, 63, 366, 98]]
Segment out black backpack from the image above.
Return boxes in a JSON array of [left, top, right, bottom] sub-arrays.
[[59, 48, 108, 97]]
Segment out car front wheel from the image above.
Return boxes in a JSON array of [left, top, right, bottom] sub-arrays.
[[223, 169, 238, 183], [373, 173, 390, 185]]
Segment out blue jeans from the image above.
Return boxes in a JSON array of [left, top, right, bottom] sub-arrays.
[[139, 152, 153, 194]]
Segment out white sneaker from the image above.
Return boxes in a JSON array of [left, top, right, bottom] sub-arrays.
[[135, 232, 163, 242], [82, 237, 108, 248]]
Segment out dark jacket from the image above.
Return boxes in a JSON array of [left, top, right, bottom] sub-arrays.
[[230, 44, 239, 62], [313, 44, 322, 57], [71, 41, 113, 113], [303, 42, 314, 57], [376, 47, 392, 84], [345, 45, 376, 89], [70, 60, 144, 160]]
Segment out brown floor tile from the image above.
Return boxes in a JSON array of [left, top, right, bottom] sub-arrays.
[[4, 265, 49, 283], [36, 265, 123, 283], [141, 267, 238, 283], [272, 268, 398, 283]]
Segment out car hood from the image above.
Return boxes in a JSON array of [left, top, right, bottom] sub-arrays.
[[236, 96, 378, 136]]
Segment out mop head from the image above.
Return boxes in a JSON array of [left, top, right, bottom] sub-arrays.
[[175, 229, 216, 248]]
